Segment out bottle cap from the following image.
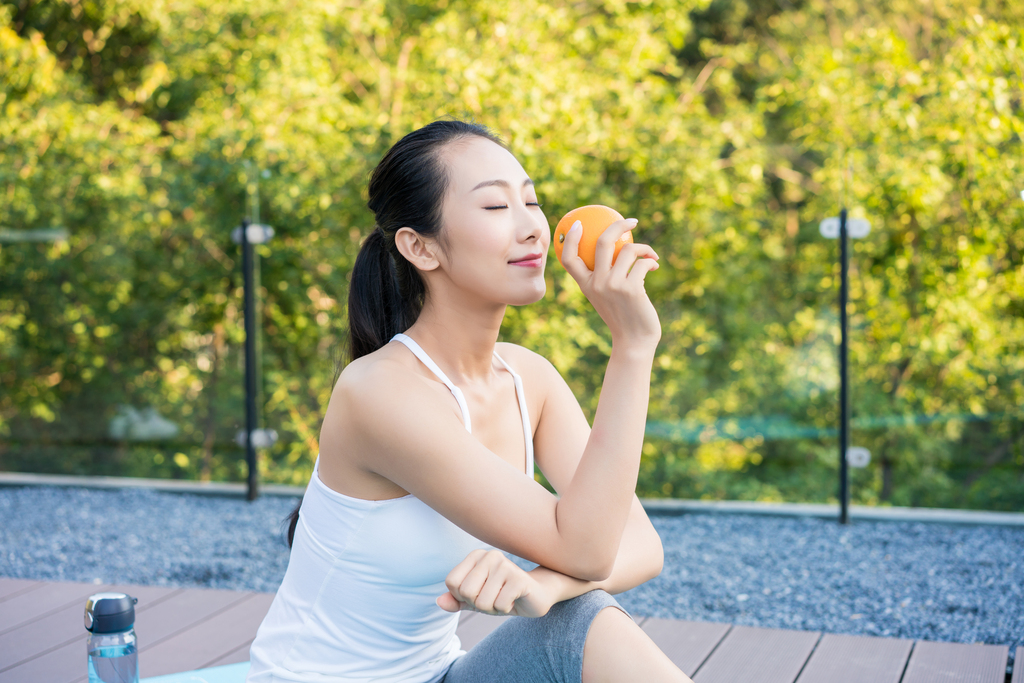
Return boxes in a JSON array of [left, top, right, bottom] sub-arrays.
[[84, 593, 137, 634]]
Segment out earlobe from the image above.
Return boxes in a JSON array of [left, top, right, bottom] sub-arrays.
[[394, 227, 441, 272]]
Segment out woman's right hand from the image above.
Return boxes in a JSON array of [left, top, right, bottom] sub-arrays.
[[559, 218, 661, 351]]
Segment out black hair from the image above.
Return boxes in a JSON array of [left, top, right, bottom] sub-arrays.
[[286, 119, 504, 547]]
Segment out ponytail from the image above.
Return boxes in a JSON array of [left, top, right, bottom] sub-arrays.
[[286, 501, 301, 547], [287, 119, 503, 548], [347, 228, 425, 361]]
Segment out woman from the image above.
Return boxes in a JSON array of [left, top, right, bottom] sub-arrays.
[[247, 120, 690, 683]]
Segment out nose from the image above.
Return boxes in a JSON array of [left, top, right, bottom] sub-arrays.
[[515, 203, 546, 244]]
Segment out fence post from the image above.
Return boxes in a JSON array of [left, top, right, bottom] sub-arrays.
[[240, 218, 259, 501], [838, 208, 850, 524], [820, 209, 870, 524]]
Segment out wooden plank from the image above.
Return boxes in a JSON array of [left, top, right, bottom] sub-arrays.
[[0, 582, 103, 636], [1011, 647, 1023, 683], [693, 625, 820, 683], [902, 641, 1009, 683], [0, 584, 187, 683], [66, 587, 254, 683], [0, 579, 42, 603], [132, 586, 253, 648], [0, 583, 176, 671], [455, 613, 510, 651], [204, 640, 255, 668], [795, 633, 913, 683], [640, 618, 731, 676], [0, 638, 84, 683], [137, 593, 275, 678], [0, 585, 253, 683], [6, 578, 1013, 683]]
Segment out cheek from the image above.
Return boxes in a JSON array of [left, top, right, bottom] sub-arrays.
[[442, 215, 500, 263], [444, 232, 506, 282], [463, 232, 508, 267]]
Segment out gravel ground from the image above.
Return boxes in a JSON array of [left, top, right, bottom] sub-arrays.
[[1, 486, 1021, 662]]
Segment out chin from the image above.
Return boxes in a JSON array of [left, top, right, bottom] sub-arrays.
[[506, 282, 547, 307]]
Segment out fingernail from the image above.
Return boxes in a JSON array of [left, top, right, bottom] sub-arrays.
[[570, 220, 582, 232], [626, 218, 639, 226]]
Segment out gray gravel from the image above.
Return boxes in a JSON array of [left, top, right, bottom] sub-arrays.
[[627, 514, 1023, 653], [1, 486, 1021, 661], [0, 486, 297, 593]]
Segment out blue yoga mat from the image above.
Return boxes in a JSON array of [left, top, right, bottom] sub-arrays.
[[140, 661, 249, 683]]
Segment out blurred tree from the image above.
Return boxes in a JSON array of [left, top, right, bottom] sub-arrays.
[[1, 0, 1021, 508]]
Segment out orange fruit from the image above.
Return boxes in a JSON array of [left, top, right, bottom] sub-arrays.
[[553, 205, 633, 271]]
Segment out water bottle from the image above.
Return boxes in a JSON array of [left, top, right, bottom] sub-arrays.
[[85, 592, 139, 683]]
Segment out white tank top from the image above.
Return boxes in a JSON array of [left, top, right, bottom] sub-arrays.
[[247, 334, 534, 683]]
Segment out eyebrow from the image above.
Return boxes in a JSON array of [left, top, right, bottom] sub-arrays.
[[471, 178, 534, 192]]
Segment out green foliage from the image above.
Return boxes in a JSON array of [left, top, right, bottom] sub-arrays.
[[1, 0, 1021, 509]]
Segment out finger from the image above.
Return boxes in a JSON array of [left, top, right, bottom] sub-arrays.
[[628, 242, 659, 261], [436, 592, 462, 613], [455, 561, 494, 608], [471, 551, 515, 614], [492, 580, 523, 615], [593, 218, 638, 273], [446, 549, 487, 584], [473, 557, 516, 610], [559, 221, 582, 265], [609, 242, 659, 280], [473, 573, 507, 614], [625, 256, 660, 283], [445, 549, 487, 603], [559, 221, 592, 281]]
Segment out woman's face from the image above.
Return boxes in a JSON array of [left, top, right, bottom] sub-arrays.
[[432, 136, 549, 307]]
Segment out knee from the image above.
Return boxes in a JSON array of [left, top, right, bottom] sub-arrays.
[[582, 608, 691, 683]]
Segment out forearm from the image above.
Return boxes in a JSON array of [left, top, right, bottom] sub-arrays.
[[536, 497, 664, 603], [554, 346, 655, 577]]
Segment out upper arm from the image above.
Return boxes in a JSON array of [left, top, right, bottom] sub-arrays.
[[328, 358, 601, 579], [529, 356, 594, 495]]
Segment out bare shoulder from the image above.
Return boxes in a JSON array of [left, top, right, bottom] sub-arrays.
[[328, 344, 430, 420], [319, 344, 466, 496], [334, 347, 404, 390]]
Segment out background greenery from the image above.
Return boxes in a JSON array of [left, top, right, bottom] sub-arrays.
[[1, 0, 1022, 510]]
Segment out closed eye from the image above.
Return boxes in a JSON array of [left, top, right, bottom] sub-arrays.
[[483, 202, 543, 210]]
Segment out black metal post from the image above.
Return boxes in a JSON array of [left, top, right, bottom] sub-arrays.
[[241, 218, 259, 501], [839, 207, 850, 524]]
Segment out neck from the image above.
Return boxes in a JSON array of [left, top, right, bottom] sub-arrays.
[[401, 289, 506, 384]]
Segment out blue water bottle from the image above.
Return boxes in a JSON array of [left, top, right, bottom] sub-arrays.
[[85, 592, 139, 683]]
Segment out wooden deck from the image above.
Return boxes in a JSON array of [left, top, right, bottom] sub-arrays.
[[0, 577, 1015, 682]]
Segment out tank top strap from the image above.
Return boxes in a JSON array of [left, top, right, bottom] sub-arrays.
[[492, 352, 535, 478], [391, 333, 472, 433]]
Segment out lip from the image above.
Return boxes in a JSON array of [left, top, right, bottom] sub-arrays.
[[509, 253, 544, 267]]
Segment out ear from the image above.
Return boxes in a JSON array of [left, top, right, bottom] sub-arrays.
[[394, 227, 441, 272]]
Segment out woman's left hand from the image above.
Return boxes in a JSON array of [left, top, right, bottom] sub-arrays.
[[437, 549, 554, 618]]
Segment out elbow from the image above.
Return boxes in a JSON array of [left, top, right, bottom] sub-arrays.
[[640, 533, 665, 583], [578, 562, 615, 583], [648, 542, 664, 580], [567, 553, 616, 583]]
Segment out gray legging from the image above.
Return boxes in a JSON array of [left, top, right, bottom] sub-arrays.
[[441, 590, 629, 683]]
